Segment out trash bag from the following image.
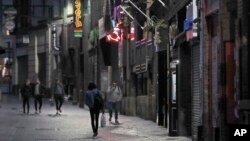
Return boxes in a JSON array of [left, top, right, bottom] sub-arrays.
[[100, 113, 106, 127]]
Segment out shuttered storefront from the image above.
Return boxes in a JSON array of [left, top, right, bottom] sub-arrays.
[[191, 44, 201, 140]]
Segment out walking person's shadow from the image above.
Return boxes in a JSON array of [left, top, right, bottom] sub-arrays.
[[47, 113, 67, 117]]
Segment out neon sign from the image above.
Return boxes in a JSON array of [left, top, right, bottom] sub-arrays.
[[74, 0, 82, 28], [107, 27, 121, 42], [130, 27, 134, 41], [107, 26, 134, 42]]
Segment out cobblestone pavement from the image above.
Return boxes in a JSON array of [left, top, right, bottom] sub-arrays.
[[0, 95, 192, 141]]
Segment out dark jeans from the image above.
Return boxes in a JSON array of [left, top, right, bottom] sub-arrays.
[[108, 101, 120, 120], [34, 95, 43, 111], [54, 94, 64, 111], [22, 96, 30, 113], [90, 107, 100, 134]]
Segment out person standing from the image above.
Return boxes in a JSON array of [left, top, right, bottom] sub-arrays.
[[53, 79, 65, 114], [106, 81, 123, 124], [34, 79, 45, 114], [85, 82, 103, 137], [20, 80, 32, 114]]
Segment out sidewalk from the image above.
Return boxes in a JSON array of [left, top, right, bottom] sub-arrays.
[[0, 95, 191, 141]]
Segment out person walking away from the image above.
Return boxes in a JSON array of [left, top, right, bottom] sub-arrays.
[[53, 79, 65, 114], [85, 82, 103, 138], [20, 80, 32, 114], [106, 81, 123, 124], [34, 79, 45, 114]]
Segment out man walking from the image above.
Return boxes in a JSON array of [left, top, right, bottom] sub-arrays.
[[53, 79, 65, 114], [34, 79, 45, 114], [106, 81, 123, 124], [21, 80, 32, 114]]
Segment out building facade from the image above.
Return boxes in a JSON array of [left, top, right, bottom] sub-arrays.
[[1, 0, 250, 141]]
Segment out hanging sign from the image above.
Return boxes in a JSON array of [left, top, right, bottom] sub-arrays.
[[74, 0, 83, 37], [106, 26, 134, 42], [107, 27, 121, 42], [52, 25, 60, 51]]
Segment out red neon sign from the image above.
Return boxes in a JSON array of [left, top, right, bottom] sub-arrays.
[[107, 27, 121, 42], [130, 27, 134, 41], [107, 26, 134, 42]]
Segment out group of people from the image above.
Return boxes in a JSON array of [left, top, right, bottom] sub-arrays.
[[20, 78, 123, 138], [85, 81, 123, 138], [20, 79, 65, 115]]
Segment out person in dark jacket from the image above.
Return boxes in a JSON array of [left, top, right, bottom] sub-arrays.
[[53, 79, 65, 114], [34, 79, 45, 114], [85, 82, 103, 137], [20, 80, 32, 114]]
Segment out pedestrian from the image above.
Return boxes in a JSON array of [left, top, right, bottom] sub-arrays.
[[20, 80, 32, 114], [106, 81, 123, 124], [85, 82, 103, 138], [34, 79, 45, 114], [53, 79, 65, 114]]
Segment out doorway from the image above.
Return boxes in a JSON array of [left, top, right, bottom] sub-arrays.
[[169, 60, 179, 136]]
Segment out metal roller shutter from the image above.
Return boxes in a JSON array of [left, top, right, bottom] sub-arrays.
[[191, 44, 201, 140]]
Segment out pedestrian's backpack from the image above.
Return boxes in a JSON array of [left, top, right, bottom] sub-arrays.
[[94, 91, 104, 110], [101, 113, 106, 127]]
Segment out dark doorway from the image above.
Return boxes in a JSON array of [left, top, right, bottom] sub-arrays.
[[17, 55, 28, 85], [38, 53, 46, 85], [157, 51, 168, 127]]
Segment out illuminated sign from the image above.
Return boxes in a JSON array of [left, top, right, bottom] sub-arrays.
[[107, 26, 134, 42], [130, 27, 134, 41], [74, 0, 83, 37], [107, 27, 121, 42]]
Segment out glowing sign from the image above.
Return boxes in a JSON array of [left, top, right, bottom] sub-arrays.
[[107, 26, 134, 42], [130, 27, 135, 41], [74, 0, 83, 37], [74, 0, 82, 28], [107, 29, 121, 42]]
